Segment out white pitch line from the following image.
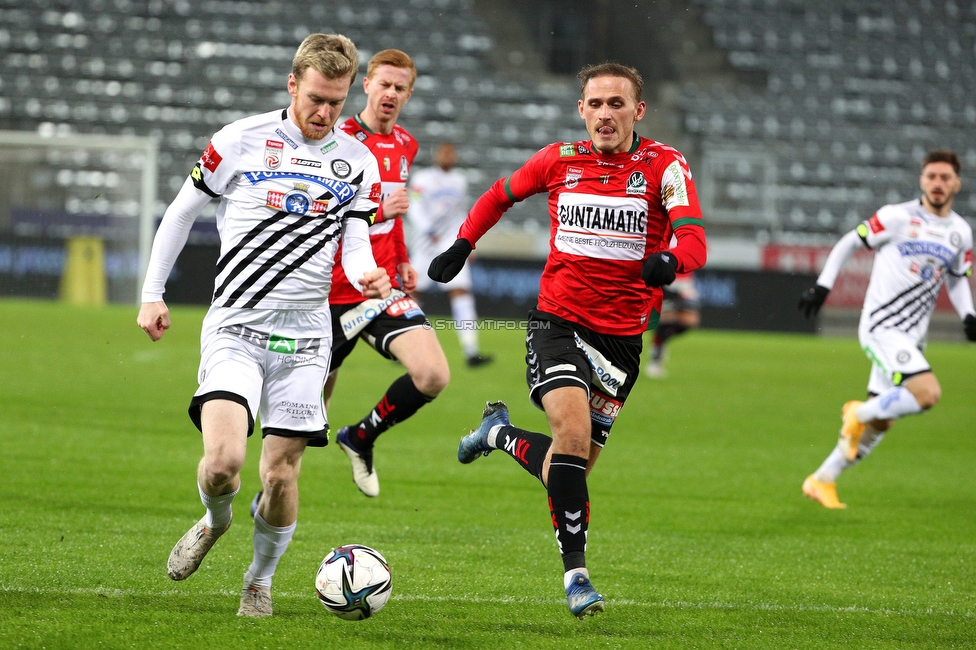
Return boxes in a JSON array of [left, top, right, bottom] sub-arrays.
[[1, 584, 971, 618]]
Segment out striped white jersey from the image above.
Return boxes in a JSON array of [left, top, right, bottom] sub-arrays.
[[143, 108, 382, 310], [856, 200, 973, 342]]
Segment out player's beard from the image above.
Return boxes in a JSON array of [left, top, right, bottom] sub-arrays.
[[925, 190, 949, 210], [297, 113, 330, 141]]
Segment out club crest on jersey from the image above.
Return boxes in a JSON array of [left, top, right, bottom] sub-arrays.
[[559, 144, 575, 157], [565, 166, 583, 189], [400, 156, 409, 180], [950, 232, 962, 247], [266, 183, 327, 216], [626, 171, 647, 195], [383, 157, 391, 172], [331, 159, 351, 178], [265, 140, 284, 170]]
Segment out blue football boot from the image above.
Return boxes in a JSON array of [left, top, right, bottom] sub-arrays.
[[457, 401, 509, 464]]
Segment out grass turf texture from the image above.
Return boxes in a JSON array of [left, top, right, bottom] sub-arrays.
[[1, 298, 974, 649]]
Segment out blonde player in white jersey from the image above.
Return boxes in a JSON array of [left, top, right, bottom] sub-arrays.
[[407, 142, 492, 367], [798, 149, 976, 509], [136, 34, 391, 617]]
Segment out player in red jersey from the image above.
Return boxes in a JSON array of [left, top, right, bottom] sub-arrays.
[[429, 62, 706, 618], [324, 49, 452, 498]]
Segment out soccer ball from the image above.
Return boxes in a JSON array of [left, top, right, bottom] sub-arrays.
[[314, 544, 392, 620]]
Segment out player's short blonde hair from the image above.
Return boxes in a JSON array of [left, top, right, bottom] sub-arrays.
[[366, 49, 417, 88], [292, 34, 359, 85], [577, 62, 643, 104]]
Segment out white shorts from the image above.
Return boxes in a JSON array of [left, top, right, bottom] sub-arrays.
[[191, 306, 332, 444], [858, 327, 930, 395], [411, 249, 474, 293]]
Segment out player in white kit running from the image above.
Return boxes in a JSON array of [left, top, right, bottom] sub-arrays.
[[407, 142, 492, 367], [136, 34, 391, 616], [798, 149, 976, 509]]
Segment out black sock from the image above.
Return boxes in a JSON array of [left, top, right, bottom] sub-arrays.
[[494, 425, 552, 485], [656, 322, 688, 346], [546, 454, 589, 572], [350, 374, 433, 448]]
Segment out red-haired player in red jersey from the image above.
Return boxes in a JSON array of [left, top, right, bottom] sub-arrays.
[[429, 62, 707, 618], [327, 49, 453, 498]]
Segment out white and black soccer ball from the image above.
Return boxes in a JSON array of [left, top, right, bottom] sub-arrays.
[[315, 544, 392, 620]]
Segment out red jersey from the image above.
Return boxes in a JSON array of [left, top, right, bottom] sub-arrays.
[[330, 115, 419, 304], [459, 137, 707, 336]]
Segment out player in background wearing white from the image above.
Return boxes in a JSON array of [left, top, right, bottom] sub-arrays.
[[407, 142, 493, 367], [799, 149, 976, 509], [645, 235, 700, 378], [136, 34, 391, 617]]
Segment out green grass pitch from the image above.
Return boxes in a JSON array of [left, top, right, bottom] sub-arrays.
[[1, 298, 974, 649]]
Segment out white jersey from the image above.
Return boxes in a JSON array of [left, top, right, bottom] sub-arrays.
[[144, 108, 381, 310], [856, 200, 973, 342], [406, 165, 469, 258]]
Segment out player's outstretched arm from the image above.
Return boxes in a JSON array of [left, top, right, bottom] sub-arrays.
[[137, 301, 171, 341], [428, 238, 473, 283], [641, 252, 679, 287], [946, 273, 976, 341], [798, 285, 831, 319]]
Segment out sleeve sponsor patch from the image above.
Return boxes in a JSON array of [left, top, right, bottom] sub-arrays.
[[867, 213, 885, 234], [559, 143, 575, 157], [369, 182, 382, 202], [201, 142, 222, 172], [661, 160, 689, 209]]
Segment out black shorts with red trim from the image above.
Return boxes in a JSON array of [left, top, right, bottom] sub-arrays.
[[524, 309, 642, 447], [329, 294, 429, 372]]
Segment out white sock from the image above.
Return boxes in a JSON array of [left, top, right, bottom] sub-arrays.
[[564, 567, 589, 589], [813, 424, 886, 482], [486, 424, 504, 448], [199, 483, 238, 529], [245, 513, 296, 588], [813, 445, 852, 483], [856, 387, 922, 422], [450, 293, 480, 358]]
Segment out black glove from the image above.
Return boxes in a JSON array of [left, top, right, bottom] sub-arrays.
[[428, 238, 473, 283], [798, 285, 830, 319], [641, 251, 679, 287], [964, 314, 976, 342]]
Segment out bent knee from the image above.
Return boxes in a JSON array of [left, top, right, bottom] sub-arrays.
[[411, 364, 449, 396], [202, 456, 244, 486]]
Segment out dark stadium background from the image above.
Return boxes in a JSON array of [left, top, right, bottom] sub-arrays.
[[1, 0, 973, 337]]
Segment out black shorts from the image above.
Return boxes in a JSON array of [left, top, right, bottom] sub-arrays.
[[525, 309, 642, 448], [329, 291, 429, 372]]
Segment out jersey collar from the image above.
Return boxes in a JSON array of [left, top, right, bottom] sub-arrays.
[[589, 134, 642, 156], [353, 113, 374, 135]]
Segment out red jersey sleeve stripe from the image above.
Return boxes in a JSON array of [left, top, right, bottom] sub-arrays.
[[503, 176, 519, 203], [671, 217, 704, 229]]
